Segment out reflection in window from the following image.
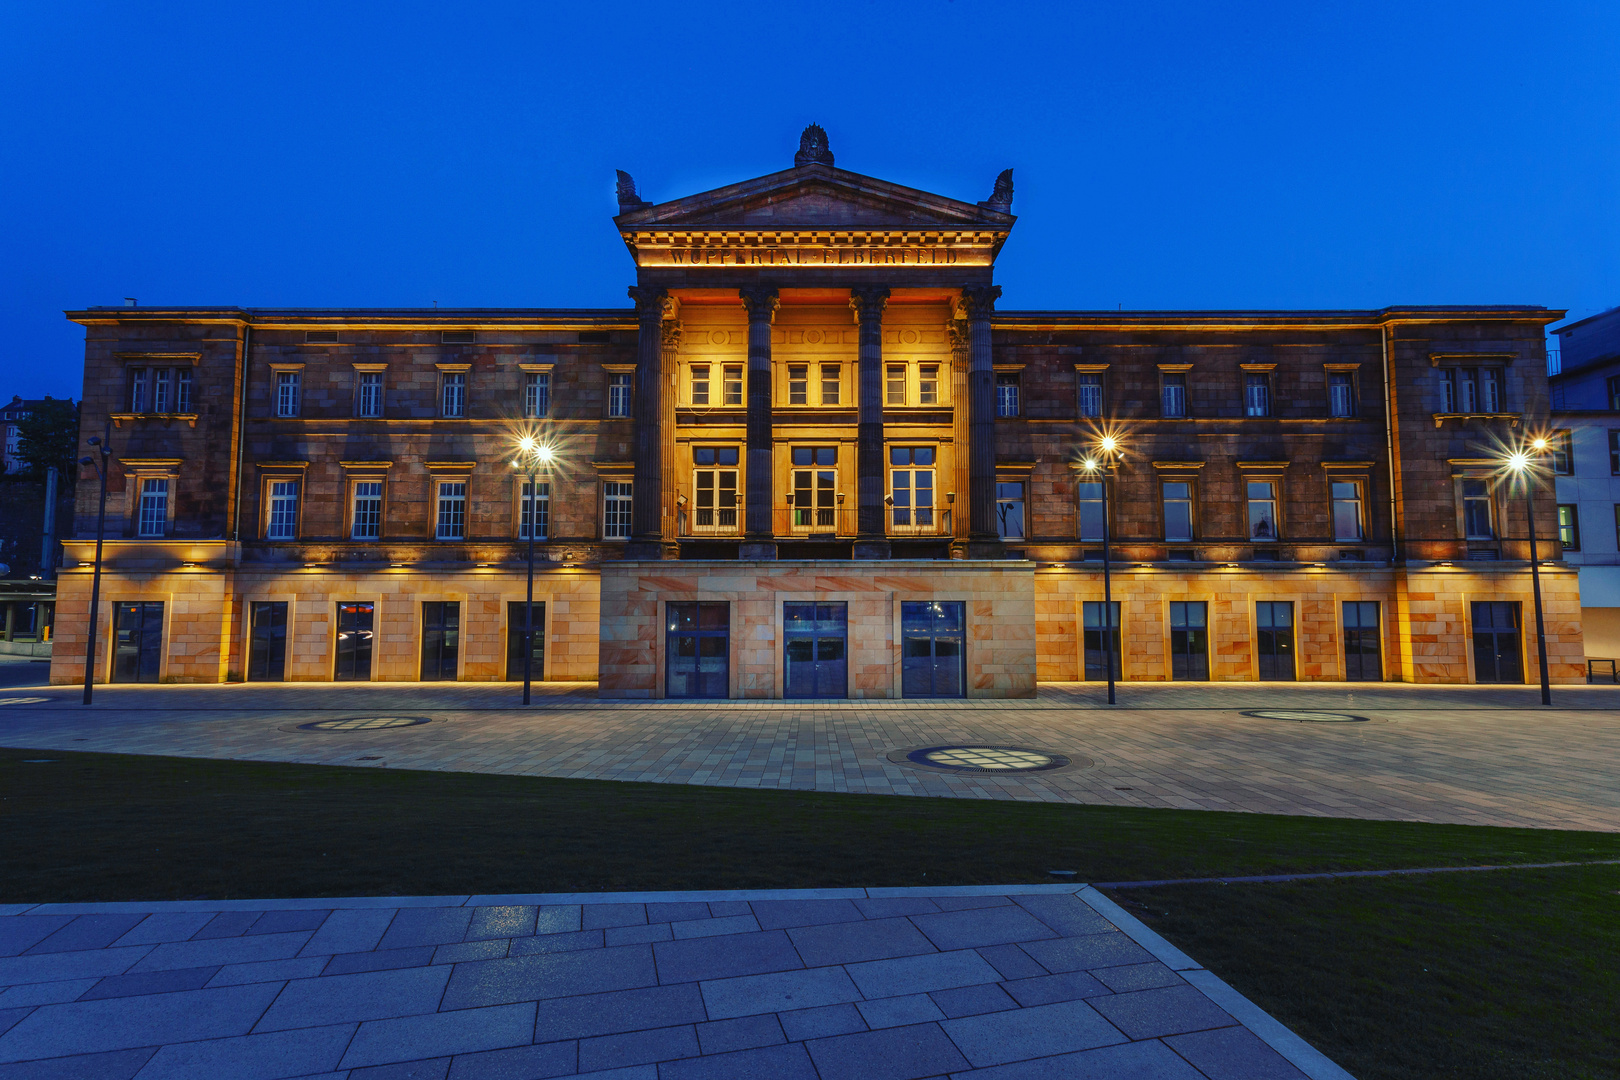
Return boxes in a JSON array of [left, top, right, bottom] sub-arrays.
[[1163, 481, 1193, 541], [1462, 479, 1493, 539], [996, 482, 1025, 539], [1244, 374, 1271, 417], [1078, 374, 1102, 418], [1162, 374, 1187, 418], [1329, 373, 1355, 417], [1332, 481, 1363, 541], [1247, 481, 1278, 541]]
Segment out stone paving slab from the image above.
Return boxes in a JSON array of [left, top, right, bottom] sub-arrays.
[[2, 682, 1617, 830], [0, 888, 1352, 1079]]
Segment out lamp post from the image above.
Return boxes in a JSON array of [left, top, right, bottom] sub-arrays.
[[80, 421, 113, 705], [1506, 439, 1552, 705], [1081, 435, 1123, 705], [510, 437, 554, 706]]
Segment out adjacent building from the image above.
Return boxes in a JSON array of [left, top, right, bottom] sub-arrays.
[[49, 129, 1585, 694]]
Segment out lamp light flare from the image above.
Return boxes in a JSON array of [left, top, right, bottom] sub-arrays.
[[1099, 436, 1118, 453], [518, 436, 536, 453], [1508, 452, 1530, 472], [1531, 438, 1548, 451], [1082, 458, 1097, 471]]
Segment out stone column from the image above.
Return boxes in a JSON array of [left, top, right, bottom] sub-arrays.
[[850, 286, 891, 559], [947, 318, 971, 557], [739, 285, 780, 560], [960, 284, 1002, 551], [659, 318, 682, 553], [627, 286, 675, 559]]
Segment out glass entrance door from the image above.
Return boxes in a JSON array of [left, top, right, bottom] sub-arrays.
[[1471, 602, 1523, 683], [421, 602, 460, 681], [248, 601, 288, 682], [783, 602, 847, 698], [112, 601, 163, 683], [901, 601, 965, 698], [666, 602, 729, 698], [334, 602, 374, 681], [1169, 601, 1208, 681], [1256, 601, 1295, 681], [506, 602, 547, 682], [1343, 602, 1382, 681], [1083, 601, 1122, 682]]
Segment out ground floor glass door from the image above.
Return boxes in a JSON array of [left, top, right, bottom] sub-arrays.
[[334, 602, 374, 682], [506, 601, 546, 682], [901, 601, 965, 698], [1083, 601, 1121, 682], [112, 601, 163, 683], [783, 602, 847, 697], [1471, 601, 1523, 683], [421, 602, 460, 681], [1343, 601, 1382, 681], [1256, 601, 1295, 681], [248, 601, 287, 682], [1169, 601, 1208, 681], [666, 602, 729, 698]]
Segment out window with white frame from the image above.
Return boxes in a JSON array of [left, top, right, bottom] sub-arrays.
[[1328, 372, 1355, 417], [129, 366, 192, 413], [692, 447, 740, 532], [821, 364, 841, 405], [138, 477, 169, 537], [1331, 481, 1363, 541], [788, 365, 809, 405], [1550, 431, 1572, 475], [175, 368, 193, 412], [1162, 481, 1194, 541], [266, 480, 299, 540], [690, 364, 711, 406], [351, 481, 382, 540], [1161, 374, 1187, 418], [276, 371, 301, 417], [608, 373, 632, 418], [886, 364, 906, 405], [996, 481, 1025, 538], [1557, 504, 1579, 550], [1443, 367, 1503, 413], [918, 365, 939, 406], [790, 447, 836, 530], [1461, 479, 1494, 539], [1077, 480, 1106, 540], [519, 481, 549, 540], [524, 372, 551, 418], [1244, 374, 1271, 417], [1247, 481, 1279, 541], [995, 373, 1020, 417], [441, 373, 466, 418], [889, 447, 935, 531], [1077, 374, 1102, 418], [154, 368, 172, 413], [723, 365, 743, 406], [358, 372, 384, 418], [435, 481, 467, 539], [129, 368, 148, 412], [604, 481, 633, 538]]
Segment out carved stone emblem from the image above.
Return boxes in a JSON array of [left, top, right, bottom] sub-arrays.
[[794, 124, 835, 168], [615, 170, 651, 213], [983, 169, 1014, 213]]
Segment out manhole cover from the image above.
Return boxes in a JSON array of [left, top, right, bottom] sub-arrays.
[[296, 716, 433, 732], [0, 697, 51, 706], [886, 745, 1087, 774], [1242, 709, 1369, 724]]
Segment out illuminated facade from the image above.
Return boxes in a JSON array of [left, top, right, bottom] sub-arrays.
[[51, 128, 1586, 694]]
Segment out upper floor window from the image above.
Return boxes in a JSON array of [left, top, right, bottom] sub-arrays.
[[1161, 374, 1187, 418], [1443, 367, 1503, 413], [1162, 481, 1194, 541], [154, 369, 172, 413], [604, 481, 633, 538], [886, 365, 906, 405], [1461, 479, 1493, 539], [821, 364, 842, 406], [608, 373, 632, 418], [996, 481, 1025, 539], [723, 365, 743, 406], [1328, 373, 1355, 417], [267, 481, 298, 540], [1244, 374, 1271, 417], [275, 372, 301, 417], [1077, 481, 1106, 540], [889, 447, 935, 531], [1077, 374, 1102, 418], [995, 373, 1020, 417], [790, 446, 836, 530], [524, 372, 551, 418], [435, 481, 467, 539], [1609, 375, 1620, 411], [1247, 481, 1279, 541], [788, 365, 809, 405], [690, 364, 711, 406], [692, 447, 740, 533], [357, 372, 384, 418], [1331, 481, 1363, 541], [351, 481, 382, 540], [441, 373, 466, 418], [1550, 431, 1572, 475], [1609, 430, 1620, 476], [1557, 504, 1579, 551], [918, 365, 939, 406], [137, 478, 168, 537], [129, 366, 192, 413], [520, 480, 550, 540]]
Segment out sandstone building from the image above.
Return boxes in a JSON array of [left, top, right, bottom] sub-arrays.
[[51, 128, 1584, 695]]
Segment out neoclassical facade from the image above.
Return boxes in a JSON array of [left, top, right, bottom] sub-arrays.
[[51, 128, 1585, 694]]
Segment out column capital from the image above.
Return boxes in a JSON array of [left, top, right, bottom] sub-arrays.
[[628, 286, 676, 322], [957, 284, 1002, 321], [660, 320, 683, 349], [739, 286, 780, 322], [946, 318, 970, 355], [848, 286, 891, 324]]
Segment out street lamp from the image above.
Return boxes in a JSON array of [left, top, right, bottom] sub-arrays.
[[1503, 437, 1552, 705], [510, 436, 554, 706], [1080, 434, 1124, 705], [79, 421, 113, 705]]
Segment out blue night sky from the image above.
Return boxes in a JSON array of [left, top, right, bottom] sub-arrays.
[[3, 1, 1616, 402]]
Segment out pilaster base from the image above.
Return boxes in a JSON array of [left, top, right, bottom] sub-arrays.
[[965, 539, 1006, 560], [623, 540, 679, 561], [853, 539, 892, 560], [739, 541, 778, 560]]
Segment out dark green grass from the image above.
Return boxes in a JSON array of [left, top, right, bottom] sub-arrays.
[[2, 748, 1616, 902], [1111, 865, 1620, 1080]]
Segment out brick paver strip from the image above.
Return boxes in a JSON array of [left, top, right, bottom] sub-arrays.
[[1094, 857, 1620, 889], [0, 885, 1353, 1079]]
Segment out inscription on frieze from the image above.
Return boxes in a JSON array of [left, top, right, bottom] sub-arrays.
[[647, 244, 992, 268]]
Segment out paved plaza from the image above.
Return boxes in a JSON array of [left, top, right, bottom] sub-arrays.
[[0, 886, 1348, 1080]]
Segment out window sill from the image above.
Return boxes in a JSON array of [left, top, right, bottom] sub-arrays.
[[1433, 412, 1523, 428], [110, 413, 198, 429]]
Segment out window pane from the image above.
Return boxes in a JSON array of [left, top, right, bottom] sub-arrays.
[[1162, 375, 1186, 417], [267, 481, 298, 540], [1244, 375, 1270, 417], [919, 365, 938, 405], [352, 481, 382, 539], [789, 365, 808, 405], [996, 374, 1019, 417], [690, 364, 710, 406], [821, 364, 840, 405], [138, 478, 168, 536], [887, 365, 906, 404], [1078, 374, 1102, 417], [723, 366, 743, 405], [436, 481, 466, 539], [1329, 373, 1354, 417]]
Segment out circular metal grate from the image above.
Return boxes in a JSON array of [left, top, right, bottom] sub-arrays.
[[296, 716, 433, 732], [1242, 709, 1370, 724], [887, 745, 1084, 774]]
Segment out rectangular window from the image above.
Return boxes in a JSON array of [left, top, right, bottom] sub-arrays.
[[1480, 368, 1502, 413], [1244, 374, 1271, 417], [1077, 481, 1106, 541], [887, 364, 906, 405], [1247, 481, 1279, 541], [1163, 481, 1194, 541], [1615, 504, 1620, 550], [130, 368, 148, 412], [176, 369, 192, 413], [996, 481, 1025, 539], [351, 481, 382, 540], [524, 372, 551, 418], [1082, 601, 1121, 682], [1162, 374, 1187, 418], [1169, 601, 1209, 681], [690, 364, 710, 406], [608, 373, 632, 418], [1443, 368, 1501, 414], [723, 365, 743, 406], [1610, 431, 1620, 475], [520, 481, 550, 540], [692, 447, 740, 532], [1256, 601, 1296, 681], [901, 601, 965, 698], [821, 364, 841, 406], [666, 601, 730, 699], [1077, 374, 1102, 418], [1328, 373, 1355, 417], [1609, 375, 1620, 411], [1557, 504, 1579, 550], [995, 373, 1020, 417], [435, 481, 467, 539], [154, 368, 172, 413], [918, 365, 939, 405], [276, 372, 301, 417], [889, 446, 935, 530], [1343, 601, 1382, 681], [441, 373, 466, 417], [138, 477, 168, 537], [1550, 431, 1573, 475], [791, 446, 836, 530], [604, 481, 633, 538], [1331, 481, 1363, 541], [788, 365, 808, 406], [358, 372, 384, 418], [266, 480, 298, 540], [1462, 479, 1493, 539]]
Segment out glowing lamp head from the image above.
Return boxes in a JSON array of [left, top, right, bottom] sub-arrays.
[[536, 445, 554, 464], [1081, 457, 1098, 471], [1507, 451, 1530, 472], [518, 436, 536, 454], [1098, 436, 1118, 454], [1531, 438, 1548, 451]]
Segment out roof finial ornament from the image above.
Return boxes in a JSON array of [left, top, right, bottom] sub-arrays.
[[615, 170, 651, 213], [983, 169, 1014, 213], [794, 124, 834, 168]]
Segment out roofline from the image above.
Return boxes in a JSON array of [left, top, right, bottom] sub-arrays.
[[1551, 305, 1620, 334]]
